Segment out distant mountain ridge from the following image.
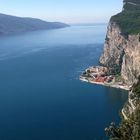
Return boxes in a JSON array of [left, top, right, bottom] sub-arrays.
[[0, 13, 69, 35]]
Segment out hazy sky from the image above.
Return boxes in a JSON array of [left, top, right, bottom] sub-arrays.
[[0, 0, 122, 24]]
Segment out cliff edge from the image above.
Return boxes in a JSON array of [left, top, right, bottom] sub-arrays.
[[100, 0, 140, 120], [100, 0, 140, 86], [102, 1, 140, 139]]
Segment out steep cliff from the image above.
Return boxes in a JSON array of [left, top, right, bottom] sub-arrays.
[[99, 22, 125, 76], [100, 0, 140, 85], [103, 1, 140, 139], [100, 0, 140, 120], [100, 22, 140, 86]]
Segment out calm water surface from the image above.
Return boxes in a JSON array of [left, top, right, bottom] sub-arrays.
[[0, 25, 128, 140]]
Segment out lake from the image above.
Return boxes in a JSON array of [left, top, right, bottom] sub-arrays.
[[0, 25, 128, 140]]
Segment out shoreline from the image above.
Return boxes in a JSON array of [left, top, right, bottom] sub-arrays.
[[80, 76, 130, 91]]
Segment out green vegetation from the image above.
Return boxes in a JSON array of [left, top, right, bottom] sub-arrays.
[[106, 105, 140, 140], [115, 74, 122, 82], [133, 84, 140, 97], [132, 77, 140, 97], [111, 0, 140, 35], [108, 64, 122, 75]]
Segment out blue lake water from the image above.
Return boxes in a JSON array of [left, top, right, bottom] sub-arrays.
[[0, 25, 128, 140]]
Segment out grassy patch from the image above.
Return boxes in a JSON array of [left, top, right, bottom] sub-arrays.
[[115, 74, 122, 82], [111, 0, 140, 35]]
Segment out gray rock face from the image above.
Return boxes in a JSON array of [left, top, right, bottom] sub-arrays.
[[100, 20, 140, 119], [100, 22, 125, 75], [121, 35, 140, 85], [100, 21, 140, 86]]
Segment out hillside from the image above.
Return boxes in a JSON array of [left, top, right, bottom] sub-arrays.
[[0, 13, 69, 35], [111, 0, 140, 35]]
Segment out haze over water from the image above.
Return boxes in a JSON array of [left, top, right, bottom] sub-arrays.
[[0, 25, 128, 140]]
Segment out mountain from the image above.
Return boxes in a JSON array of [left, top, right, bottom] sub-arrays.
[[0, 13, 69, 35], [99, 0, 140, 139]]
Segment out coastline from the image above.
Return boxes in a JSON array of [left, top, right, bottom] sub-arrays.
[[79, 69, 130, 91]]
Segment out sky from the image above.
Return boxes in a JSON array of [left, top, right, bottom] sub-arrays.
[[0, 0, 122, 24]]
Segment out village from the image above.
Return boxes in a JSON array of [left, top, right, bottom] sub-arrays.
[[80, 66, 114, 84], [80, 66, 130, 90]]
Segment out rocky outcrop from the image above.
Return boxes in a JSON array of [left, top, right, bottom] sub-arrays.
[[100, 0, 140, 119], [100, 21, 140, 117], [100, 22, 125, 75], [100, 22, 140, 86], [121, 35, 140, 85]]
